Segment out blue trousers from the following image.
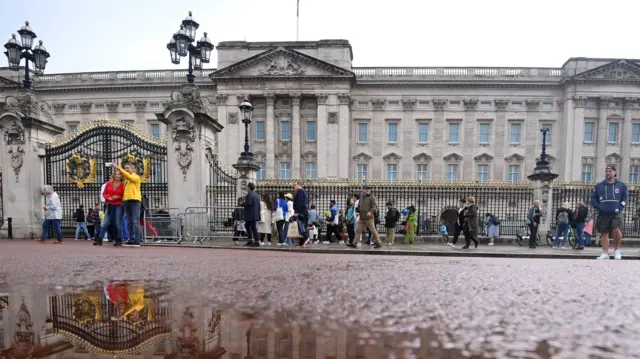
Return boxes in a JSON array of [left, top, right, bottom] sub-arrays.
[[554, 223, 570, 247], [41, 219, 62, 241], [574, 223, 585, 248], [124, 200, 141, 244]]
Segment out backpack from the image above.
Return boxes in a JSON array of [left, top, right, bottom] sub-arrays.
[[557, 211, 569, 224], [492, 216, 500, 225]]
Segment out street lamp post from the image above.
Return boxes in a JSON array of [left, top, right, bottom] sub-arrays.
[[239, 97, 254, 157], [538, 127, 550, 166], [3, 21, 50, 90], [166, 11, 214, 84]]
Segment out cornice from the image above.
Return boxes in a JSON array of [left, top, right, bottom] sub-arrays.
[[30, 82, 215, 93], [353, 82, 561, 89]]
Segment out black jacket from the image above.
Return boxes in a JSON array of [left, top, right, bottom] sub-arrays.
[[74, 208, 86, 222], [464, 205, 479, 233], [385, 207, 400, 228], [456, 207, 466, 227], [293, 188, 309, 218], [573, 206, 588, 224], [243, 191, 261, 222]]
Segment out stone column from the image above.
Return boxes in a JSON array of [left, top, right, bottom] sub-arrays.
[[265, 94, 276, 178], [0, 92, 64, 239], [463, 99, 478, 180], [157, 85, 223, 213], [621, 98, 636, 181], [291, 94, 301, 179], [338, 93, 351, 179], [596, 97, 610, 177], [494, 100, 509, 179], [215, 94, 229, 164], [371, 99, 385, 179], [316, 93, 328, 178], [565, 98, 579, 181], [401, 99, 415, 180]]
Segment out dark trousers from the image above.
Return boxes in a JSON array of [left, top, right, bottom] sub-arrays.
[[123, 200, 141, 244], [260, 233, 272, 242], [347, 222, 355, 244], [528, 223, 538, 247], [452, 223, 463, 244], [297, 218, 309, 246], [245, 220, 259, 243], [276, 220, 286, 244], [464, 226, 478, 247], [327, 224, 341, 243]]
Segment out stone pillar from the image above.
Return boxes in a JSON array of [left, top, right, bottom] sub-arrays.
[[215, 94, 229, 164], [494, 100, 509, 179], [0, 91, 64, 239], [401, 99, 415, 180], [596, 97, 610, 177], [371, 99, 385, 179], [265, 94, 276, 178], [291, 94, 301, 179], [316, 93, 328, 178], [462, 99, 478, 180], [621, 98, 636, 181], [157, 84, 223, 213], [565, 98, 580, 181], [338, 94, 351, 179], [528, 168, 559, 239]]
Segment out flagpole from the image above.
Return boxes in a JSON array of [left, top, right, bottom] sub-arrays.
[[296, 0, 299, 41]]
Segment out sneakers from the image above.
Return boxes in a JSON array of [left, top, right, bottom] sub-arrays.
[[267, 242, 272, 246], [322, 241, 330, 244], [124, 241, 140, 247], [53, 241, 63, 244], [339, 240, 345, 245], [597, 253, 610, 260], [614, 250, 622, 260], [373, 243, 382, 249], [446, 242, 456, 249], [303, 238, 311, 248], [313, 240, 320, 244]]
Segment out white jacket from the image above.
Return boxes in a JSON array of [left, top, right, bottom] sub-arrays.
[[354, 199, 360, 223], [100, 183, 107, 203], [285, 200, 294, 221], [258, 201, 272, 234], [44, 192, 62, 220]]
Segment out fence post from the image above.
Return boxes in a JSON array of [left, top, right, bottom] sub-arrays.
[[7, 217, 12, 239]]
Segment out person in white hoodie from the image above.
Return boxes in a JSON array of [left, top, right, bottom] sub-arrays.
[[284, 193, 295, 245], [40, 185, 63, 244]]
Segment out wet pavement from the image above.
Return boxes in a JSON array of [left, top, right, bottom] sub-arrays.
[[1, 240, 640, 358]]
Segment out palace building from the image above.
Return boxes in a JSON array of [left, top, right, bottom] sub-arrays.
[[2, 39, 640, 183]]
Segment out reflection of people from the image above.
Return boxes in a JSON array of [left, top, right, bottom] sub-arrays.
[[104, 281, 146, 321]]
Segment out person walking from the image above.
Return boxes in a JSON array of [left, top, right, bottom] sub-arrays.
[[292, 180, 310, 247], [462, 196, 479, 249], [243, 182, 261, 247], [112, 162, 142, 247], [448, 198, 467, 249], [592, 165, 628, 260], [308, 204, 320, 243], [273, 192, 288, 246], [526, 200, 542, 249], [349, 186, 382, 249], [573, 201, 588, 250], [96, 171, 125, 246], [553, 202, 573, 249], [40, 185, 63, 244], [384, 201, 401, 245], [258, 193, 274, 246], [74, 205, 91, 241], [325, 200, 341, 244]]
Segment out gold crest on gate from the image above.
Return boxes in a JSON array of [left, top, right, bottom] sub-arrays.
[[66, 153, 96, 189], [121, 151, 150, 183]]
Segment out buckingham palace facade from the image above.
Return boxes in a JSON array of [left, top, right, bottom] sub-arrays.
[[2, 39, 640, 183]]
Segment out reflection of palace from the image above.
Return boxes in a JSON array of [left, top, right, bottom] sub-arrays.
[[0, 285, 438, 358]]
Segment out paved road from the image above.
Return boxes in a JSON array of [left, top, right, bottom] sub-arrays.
[[1, 240, 639, 358]]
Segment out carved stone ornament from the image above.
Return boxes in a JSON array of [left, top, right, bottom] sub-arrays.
[[315, 93, 328, 105], [402, 99, 416, 111], [463, 99, 478, 110], [433, 99, 447, 110], [3, 120, 26, 182], [291, 94, 301, 107], [172, 116, 197, 181], [259, 54, 305, 76], [372, 99, 385, 111], [338, 93, 351, 105], [176, 307, 201, 356], [133, 101, 147, 111], [573, 96, 587, 108], [443, 153, 463, 163], [624, 97, 638, 109], [599, 97, 612, 109], [228, 112, 239, 124], [494, 100, 509, 110], [328, 112, 339, 124], [11, 298, 35, 354], [166, 84, 210, 115], [106, 101, 120, 112], [3, 92, 54, 123], [540, 181, 551, 225], [215, 93, 228, 105], [525, 100, 540, 110], [52, 103, 66, 114], [78, 102, 91, 113]]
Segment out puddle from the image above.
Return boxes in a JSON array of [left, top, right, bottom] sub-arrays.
[[0, 281, 563, 359]]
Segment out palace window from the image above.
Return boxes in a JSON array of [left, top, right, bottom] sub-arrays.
[[357, 123, 369, 143], [541, 124, 552, 144], [542, 102, 554, 110], [584, 122, 595, 143], [629, 166, 640, 184], [479, 101, 492, 109], [417, 101, 431, 108], [386, 164, 398, 182], [68, 104, 78, 111], [418, 123, 429, 143], [305, 162, 317, 179], [255, 121, 265, 141], [280, 121, 291, 141], [633, 124, 640, 143], [608, 122, 619, 143], [510, 123, 521, 144], [387, 123, 398, 142], [122, 103, 132, 109], [477, 165, 489, 182], [279, 162, 291, 179], [448, 123, 460, 144], [150, 103, 161, 109], [306, 121, 317, 141], [586, 99, 598, 107], [256, 162, 266, 180], [479, 123, 490, 144], [68, 124, 78, 133], [95, 104, 105, 111], [151, 163, 162, 183], [449, 101, 461, 108], [357, 164, 368, 182], [358, 102, 369, 109], [507, 165, 520, 183], [150, 124, 161, 139], [511, 102, 522, 109], [581, 164, 593, 183], [447, 164, 458, 181], [416, 164, 428, 181], [387, 101, 401, 109]]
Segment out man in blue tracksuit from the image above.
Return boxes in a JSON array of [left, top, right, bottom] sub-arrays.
[[591, 165, 627, 260]]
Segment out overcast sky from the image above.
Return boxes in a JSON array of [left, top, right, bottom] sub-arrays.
[[1, 0, 639, 73]]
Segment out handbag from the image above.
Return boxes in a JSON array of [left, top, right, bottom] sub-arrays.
[[287, 221, 302, 238], [272, 207, 284, 223]]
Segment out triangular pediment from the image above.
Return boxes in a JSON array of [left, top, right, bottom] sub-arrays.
[[443, 152, 463, 162], [474, 153, 494, 162], [412, 152, 432, 162], [574, 60, 640, 81], [608, 113, 623, 119], [210, 47, 354, 80], [382, 152, 402, 161], [352, 152, 372, 161], [505, 153, 525, 162], [606, 152, 622, 162]]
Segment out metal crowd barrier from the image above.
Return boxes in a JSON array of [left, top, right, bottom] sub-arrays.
[[181, 206, 241, 244], [142, 208, 183, 243]]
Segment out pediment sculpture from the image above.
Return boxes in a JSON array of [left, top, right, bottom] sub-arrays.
[[259, 55, 305, 76], [3, 119, 26, 182], [172, 117, 197, 181]]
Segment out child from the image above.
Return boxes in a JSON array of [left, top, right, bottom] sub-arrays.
[[584, 216, 594, 247], [440, 220, 449, 244], [232, 201, 246, 245], [403, 205, 417, 245], [308, 204, 319, 243]]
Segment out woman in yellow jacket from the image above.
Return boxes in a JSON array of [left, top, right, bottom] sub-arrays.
[[112, 162, 142, 247]]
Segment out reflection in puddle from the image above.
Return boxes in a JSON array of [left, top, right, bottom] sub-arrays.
[[0, 282, 551, 359]]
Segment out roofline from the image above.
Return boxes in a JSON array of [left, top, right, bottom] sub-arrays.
[[561, 57, 640, 68], [216, 39, 354, 61]]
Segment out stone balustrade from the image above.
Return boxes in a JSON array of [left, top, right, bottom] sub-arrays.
[[352, 67, 563, 79], [31, 69, 216, 88]]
